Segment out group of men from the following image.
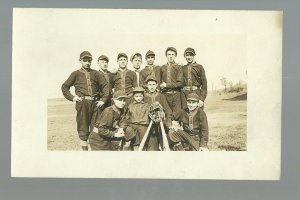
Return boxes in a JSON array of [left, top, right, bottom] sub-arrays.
[[61, 47, 208, 151]]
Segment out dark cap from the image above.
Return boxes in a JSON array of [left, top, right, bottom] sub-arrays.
[[184, 47, 196, 56], [187, 93, 200, 102], [145, 50, 155, 58], [113, 90, 128, 100], [80, 51, 92, 59], [165, 47, 177, 56], [117, 53, 128, 60], [132, 86, 145, 93], [130, 52, 142, 62], [145, 75, 157, 83], [98, 55, 109, 62]]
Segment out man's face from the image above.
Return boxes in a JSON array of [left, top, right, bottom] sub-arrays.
[[133, 93, 144, 103], [132, 56, 142, 70], [147, 81, 158, 93], [146, 55, 155, 65], [98, 60, 108, 71], [80, 58, 92, 69], [187, 100, 199, 112], [185, 53, 195, 64], [166, 51, 176, 63], [114, 98, 126, 109], [118, 57, 128, 69]]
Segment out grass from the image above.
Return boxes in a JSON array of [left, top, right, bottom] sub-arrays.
[[47, 91, 247, 151]]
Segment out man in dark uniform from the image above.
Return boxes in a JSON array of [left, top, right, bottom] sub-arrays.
[[181, 48, 207, 109], [169, 93, 209, 151], [140, 50, 161, 89], [112, 53, 138, 97], [89, 91, 135, 151], [160, 47, 183, 117], [130, 52, 143, 87], [61, 51, 109, 151], [97, 55, 113, 109], [144, 75, 172, 150]]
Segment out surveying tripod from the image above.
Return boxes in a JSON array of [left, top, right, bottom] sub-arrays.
[[138, 102, 170, 151]]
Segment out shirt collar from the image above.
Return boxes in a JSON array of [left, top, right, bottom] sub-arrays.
[[99, 68, 108, 74], [133, 100, 144, 104]]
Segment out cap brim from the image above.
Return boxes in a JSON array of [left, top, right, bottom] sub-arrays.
[[115, 95, 128, 99], [187, 98, 199, 102], [185, 51, 195, 55], [81, 55, 92, 59]]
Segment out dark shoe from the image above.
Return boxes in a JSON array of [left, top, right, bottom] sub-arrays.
[[82, 146, 88, 151]]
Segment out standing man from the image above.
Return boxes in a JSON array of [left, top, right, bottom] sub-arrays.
[[97, 55, 113, 110], [61, 51, 109, 151], [160, 47, 183, 117], [130, 52, 143, 87], [181, 48, 207, 109], [112, 53, 137, 97], [140, 50, 161, 89]]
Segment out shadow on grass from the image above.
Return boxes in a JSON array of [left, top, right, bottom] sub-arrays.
[[218, 145, 246, 151]]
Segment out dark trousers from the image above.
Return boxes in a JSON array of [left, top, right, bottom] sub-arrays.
[[75, 99, 97, 141], [89, 128, 136, 151], [89, 131, 121, 151], [163, 92, 182, 118], [143, 124, 162, 151], [169, 129, 199, 151]]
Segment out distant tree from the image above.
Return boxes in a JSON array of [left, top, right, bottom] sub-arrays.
[[220, 77, 227, 92], [228, 81, 233, 91]]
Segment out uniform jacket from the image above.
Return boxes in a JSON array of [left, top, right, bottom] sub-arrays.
[[112, 68, 138, 96], [160, 62, 183, 91], [174, 107, 209, 147], [140, 65, 161, 88], [95, 105, 125, 139], [61, 68, 109, 102], [182, 62, 207, 101]]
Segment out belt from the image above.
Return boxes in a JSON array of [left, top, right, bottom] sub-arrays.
[[82, 96, 99, 101], [163, 90, 179, 94], [182, 86, 199, 91]]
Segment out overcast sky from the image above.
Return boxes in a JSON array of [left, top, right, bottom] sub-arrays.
[[13, 9, 248, 98]]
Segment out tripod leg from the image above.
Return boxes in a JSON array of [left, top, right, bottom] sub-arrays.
[[160, 121, 170, 151], [137, 120, 153, 151]]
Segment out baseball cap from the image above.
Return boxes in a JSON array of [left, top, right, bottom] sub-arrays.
[[117, 53, 128, 60], [165, 47, 177, 56], [132, 86, 145, 93], [145, 50, 155, 58], [184, 47, 196, 56], [80, 51, 92, 59], [98, 55, 109, 62], [130, 52, 142, 62], [145, 75, 157, 83], [187, 93, 200, 102], [113, 90, 128, 100]]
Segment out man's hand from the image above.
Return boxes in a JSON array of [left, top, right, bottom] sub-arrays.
[[198, 100, 204, 107], [199, 147, 209, 151], [160, 82, 167, 89], [114, 128, 125, 138], [96, 100, 105, 108], [73, 95, 83, 102]]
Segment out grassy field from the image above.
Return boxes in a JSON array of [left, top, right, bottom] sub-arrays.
[[48, 92, 247, 151]]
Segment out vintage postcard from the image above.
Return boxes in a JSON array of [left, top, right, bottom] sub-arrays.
[[11, 8, 282, 179]]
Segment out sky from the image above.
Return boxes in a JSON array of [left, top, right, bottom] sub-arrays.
[[13, 9, 248, 98]]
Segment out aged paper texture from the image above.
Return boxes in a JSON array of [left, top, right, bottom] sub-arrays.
[[11, 9, 281, 179]]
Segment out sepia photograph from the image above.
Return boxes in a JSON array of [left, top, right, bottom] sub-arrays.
[[12, 8, 281, 179], [46, 10, 247, 152]]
